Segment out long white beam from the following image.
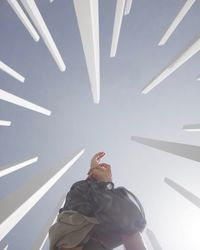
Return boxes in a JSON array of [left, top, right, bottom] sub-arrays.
[[36, 197, 65, 250], [7, 0, 40, 42], [0, 89, 51, 116], [0, 61, 25, 82], [0, 120, 11, 126], [0, 149, 84, 242], [165, 177, 200, 208], [183, 124, 200, 131], [158, 0, 196, 46], [146, 228, 162, 250], [110, 0, 126, 57], [196, 76, 200, 81], [20, 0, 66, 72], [0, 157, 38, 178], [131, 136, 200, 162], [124, 0, 133, 16], [3, 245, 8, 250], [142, 35, 200, 94], [73, 0, 100, 103]]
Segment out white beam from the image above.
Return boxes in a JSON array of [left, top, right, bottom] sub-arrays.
[[165, 177, 200, 208], [131, 135, 200, 162], [20, 0, 66, 72], [73, 0, 100, 103], [124, 0, 133, 15], [183, 124, 200, 131], [159, 0, 196, 46], [142, 35, 200, 94], [110, 0, 126, 57], [37, 198, 65, 250], [146, 228, 162, 250], [7, 0, 40, 42], [3, 245, 8, 250], [0, 61, 25, 82], [0, 120, 11, 126], [196, 76, 200, 81], [0, 89, 51, 116], [0, 157, 38, 178], [0, 149, 84, 242]]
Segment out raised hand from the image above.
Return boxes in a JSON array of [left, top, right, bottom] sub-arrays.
[[88, 163, 112, 182], [90, 152, 105, 169]]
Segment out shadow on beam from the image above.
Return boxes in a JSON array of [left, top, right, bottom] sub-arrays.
[[131, 136, 200, 162], [165, 177, 200, 209]]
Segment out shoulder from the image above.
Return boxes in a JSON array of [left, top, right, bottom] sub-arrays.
[[70, 179, 89, 191]]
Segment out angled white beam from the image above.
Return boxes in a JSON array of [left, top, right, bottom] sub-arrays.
[[50, 0, 54, 2], [33, 197, 65, 250], [110, 0, 126, 57], [3, 245, 8, 250], [20, 0, 66, 72], [196, 76, 200, 81], [158, 0, 196, 46], [7, 0, 40, 42], [142, 35, 200, 94], [165, 177, 200, 209], [124, 0, 133, 15], [0, 89, 51, 116], [73, 0, 100, 103], [0, 149, 84, 242], [183, 124, 200, 131], [131, 136, 200, 162], [0, 120, 11, 126], [146, 228, 162, 250], [0, 157, 38, 178], [0, 61, 25, 82]]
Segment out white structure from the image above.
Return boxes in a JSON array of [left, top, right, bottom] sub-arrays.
[[110, 0, 126, 57], [0, 149, 84, 242], [0, 61, 25, 82], [0, 157, 38, 178], [146, 228, 162, 250], [142, 35, 200, 94], [20, 0, 66, 72], [0, 89, 51, 116], [124, 0, 133, 16], [73, 0, 100, 103], [183, 124, 200, 131], [7, 0, 40, 42], [0, 120, 11, 126], [159, 0, 196, 46]]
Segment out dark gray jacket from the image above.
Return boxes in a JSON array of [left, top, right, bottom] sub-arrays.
[[60, 178, 146, 234]]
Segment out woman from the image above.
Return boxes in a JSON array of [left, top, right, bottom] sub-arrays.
[[49, 152, 147, 250]]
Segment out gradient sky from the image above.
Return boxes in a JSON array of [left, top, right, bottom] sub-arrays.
[[0, 0, 200, 249]]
